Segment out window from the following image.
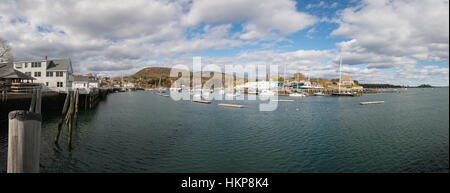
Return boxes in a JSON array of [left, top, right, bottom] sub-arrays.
[[46, 72, 53, 77], [34, 72, 41, 77], [56, 72, 64, 77], [31, 62, 41, 68], [15, 63, 22, 69], [57, 82, 63, 87], [46, 82, 49, 86], [24, 63, 28, 68], [25, 72, 31, 76]]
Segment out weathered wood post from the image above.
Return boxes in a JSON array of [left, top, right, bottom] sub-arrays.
[[7, 111, 42, 173]]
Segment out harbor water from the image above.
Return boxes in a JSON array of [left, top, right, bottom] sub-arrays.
[[0, 88, 448, 172]]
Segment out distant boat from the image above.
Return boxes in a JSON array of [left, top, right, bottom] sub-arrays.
[[360, 101, 384, 105], [314, 92, 325, 96], [331, 92, 355, 97], [259, 90, 276, 96], [289, 92, 306, 97], [248, 90, 258, 95], [332, 56, 355, 97]]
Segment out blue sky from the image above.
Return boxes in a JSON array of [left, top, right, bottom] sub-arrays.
[[0, 0, 448, 86]]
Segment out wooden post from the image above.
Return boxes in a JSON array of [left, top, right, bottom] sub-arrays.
[[85, 94, 88, 111], [74, 89, 79, 128], [29, 89, 36, 113], [7, 110, 42, 173], [36, 87, 42, 114], [66, 92, 75, 148], [55, 92, 70, 145]]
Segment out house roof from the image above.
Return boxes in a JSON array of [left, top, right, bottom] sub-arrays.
[[341, 76, 352, 81], [47, 59, 71, 71], [0, 64, 35, 80], [73, 76, 90, 82]]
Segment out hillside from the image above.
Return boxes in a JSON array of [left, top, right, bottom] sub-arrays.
[[123, 66, 280, 88], [129, 67, 174, 79]]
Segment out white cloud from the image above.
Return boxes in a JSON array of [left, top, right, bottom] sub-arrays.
[[306, 1, 338, 9], [332, 0, 449, 66], [183, 0, 318, 40]]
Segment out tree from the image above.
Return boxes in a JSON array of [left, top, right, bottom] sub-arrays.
[[0, 37, 13, 63]]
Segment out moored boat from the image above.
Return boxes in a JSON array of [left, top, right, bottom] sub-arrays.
[[289, 92, 306, 97]]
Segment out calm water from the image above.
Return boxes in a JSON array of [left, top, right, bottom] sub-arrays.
[[0, 88, 448, 172]]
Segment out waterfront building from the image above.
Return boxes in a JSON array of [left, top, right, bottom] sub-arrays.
[[339, 76, 355, 86], [13, 56, 74, 92], [1, 63, 36, 93]]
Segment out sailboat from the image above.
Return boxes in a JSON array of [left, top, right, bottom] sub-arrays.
[[332, 56, 355, 97], [156, 74, 169, 96]]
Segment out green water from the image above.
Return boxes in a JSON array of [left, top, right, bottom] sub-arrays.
[[0, 88, 448, 172]]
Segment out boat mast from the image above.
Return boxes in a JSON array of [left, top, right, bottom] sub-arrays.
[[158, 73, 162, 93], [339, 55, 342, 94]]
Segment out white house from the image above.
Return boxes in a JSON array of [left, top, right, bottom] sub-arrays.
[[13, 57, 74, 92], [89, 77, 101, 88], [73, 76, 90, 91], [339, 76, 355, 86], [73, 75, 101, 94]]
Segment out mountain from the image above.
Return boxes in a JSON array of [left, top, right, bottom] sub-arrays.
[[129, 67, 174, 79], [123, 66, 270, 88]]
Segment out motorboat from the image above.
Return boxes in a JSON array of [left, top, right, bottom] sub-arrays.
[[289, 92, 306, 97], [314, 92, 325, 96]]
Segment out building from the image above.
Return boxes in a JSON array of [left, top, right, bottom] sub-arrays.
[[73, 74, 101, 94], [293, 72, 306, 81], [72, 75, 90, 90], [339, 76, 355, 86], [1, 63, 36, 93], [13, 57, 74, 92]]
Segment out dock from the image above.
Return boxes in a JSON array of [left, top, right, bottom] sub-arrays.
[[218, 103, 244, 108], [272, 99, 294, 102], [360, 101, 384, 105], [192, 100, 211, 104]]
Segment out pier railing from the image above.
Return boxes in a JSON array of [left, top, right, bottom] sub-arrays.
[[10, 82, 42, 93]]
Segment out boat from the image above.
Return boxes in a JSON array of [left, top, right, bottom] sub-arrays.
[[314, 92, 325, 96], [360, 101, 384, 105], [289, 92, 306, 97], [332, 56, 356, 97], [272, 99, 294, 102], [331, 92, 355, 96], [259, 90, 276, 96]]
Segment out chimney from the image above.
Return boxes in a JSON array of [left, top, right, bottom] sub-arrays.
[[44, 56, 47, 61]]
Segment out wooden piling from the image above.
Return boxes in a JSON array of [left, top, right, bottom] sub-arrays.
[[54, 92, 70, 145], [66, 91, 75, 148], [7, 110, 42, 173], [29, 89, 36, 113], [84, 94, 88, 111], [35, 88, 41, 114], [73, 89, 79, 128]]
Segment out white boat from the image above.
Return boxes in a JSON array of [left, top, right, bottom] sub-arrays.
[[247, 90, 258, 95], [313, 85, 324, 89], [314, 92, 325, 96], [259, 90, 276, 96], [289, 92, 306, 97], [202, 91, 210, 98], [360, 101, 384, 105]]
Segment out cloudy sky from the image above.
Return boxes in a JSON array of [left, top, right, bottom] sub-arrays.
[[0, 0, 448, 86]]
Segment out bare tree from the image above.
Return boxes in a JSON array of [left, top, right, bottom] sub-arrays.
[[0, 37, 13, 63]]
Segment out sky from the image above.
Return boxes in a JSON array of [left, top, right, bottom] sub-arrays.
[[0, 0, 448, 86]]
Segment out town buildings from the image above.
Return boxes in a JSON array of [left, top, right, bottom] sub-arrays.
[[13, 57, 73, 92]]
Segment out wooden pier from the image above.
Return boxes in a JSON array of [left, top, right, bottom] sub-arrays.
[[218, 103, 244, 108], [192, 100, 211, 104]]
